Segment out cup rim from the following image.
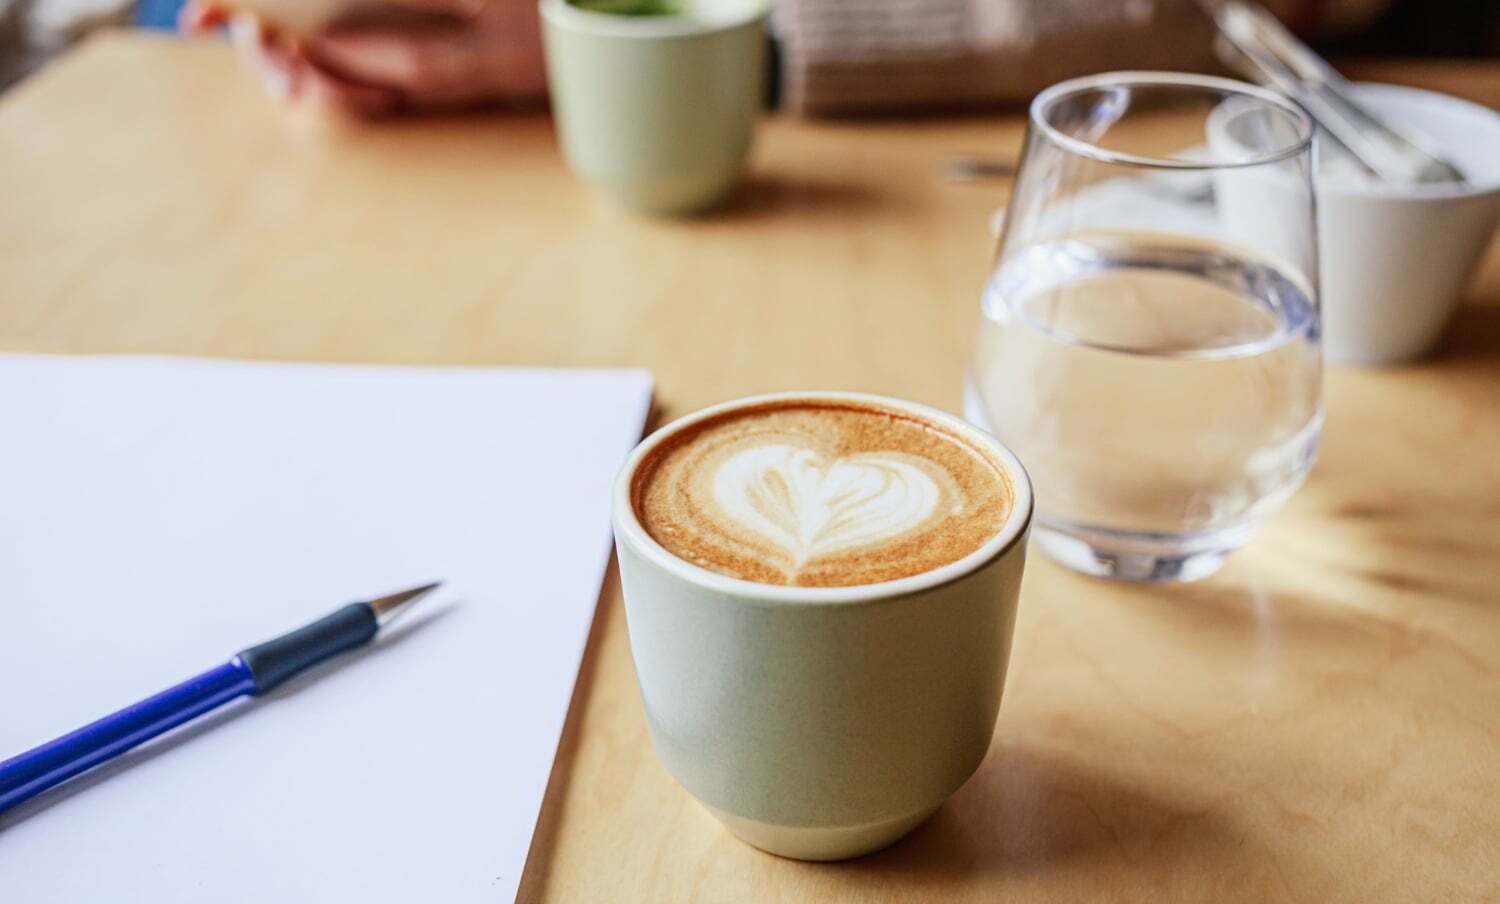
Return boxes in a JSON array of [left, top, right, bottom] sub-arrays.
[[1031, 71, 1315, 171], [539, 0, 768, 38], [611, 391, 1034, 606]]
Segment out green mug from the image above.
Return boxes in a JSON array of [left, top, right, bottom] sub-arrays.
[[539, 0, 769, 214], [611, 392, 1034, 860]]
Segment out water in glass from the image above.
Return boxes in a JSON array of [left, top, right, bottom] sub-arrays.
[[969, 232, 1322, 581]]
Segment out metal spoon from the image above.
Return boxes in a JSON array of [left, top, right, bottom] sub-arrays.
[[1204, 0, 1466, 185]]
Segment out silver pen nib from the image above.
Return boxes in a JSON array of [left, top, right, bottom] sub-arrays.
[[368, 582, 441, 628]]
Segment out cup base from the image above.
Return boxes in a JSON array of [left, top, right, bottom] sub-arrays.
[[702, 801, 940, 861], [1033, 521, 1257, 583], [589, 171, 741, 217]]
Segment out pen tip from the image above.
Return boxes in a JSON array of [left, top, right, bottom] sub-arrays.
[[368, 581, 441, 627]]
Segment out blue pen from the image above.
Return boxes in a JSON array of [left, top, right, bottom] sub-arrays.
[[0, 582, 439, 816]]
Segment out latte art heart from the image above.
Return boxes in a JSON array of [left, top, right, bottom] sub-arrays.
[[712, 444, 951, 566], [633, 399, 1012, 587]]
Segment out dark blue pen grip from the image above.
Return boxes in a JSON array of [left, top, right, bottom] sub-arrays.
[[0, 661, 256, 815], [239, 603, 377, 695]]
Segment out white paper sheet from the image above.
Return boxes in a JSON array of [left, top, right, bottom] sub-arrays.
[[0, 354, 652, 902]]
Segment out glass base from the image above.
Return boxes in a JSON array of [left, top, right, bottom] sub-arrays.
[[1033, 520, 1257, 583]]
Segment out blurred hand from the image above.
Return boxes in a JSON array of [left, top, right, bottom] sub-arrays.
[[180, 0, 547, 116]]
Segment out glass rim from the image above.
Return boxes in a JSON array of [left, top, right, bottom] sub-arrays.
[[1030, 71, 1315, 170]]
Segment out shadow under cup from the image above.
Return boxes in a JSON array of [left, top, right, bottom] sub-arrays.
[[610, 392, 1033, 861], [540, 0, 768, 215]]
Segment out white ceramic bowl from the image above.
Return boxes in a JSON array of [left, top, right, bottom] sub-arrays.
[[1211, 83, 1500, 365]]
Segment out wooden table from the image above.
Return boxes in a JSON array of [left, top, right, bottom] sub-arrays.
[[3, 33, 1497, 902]]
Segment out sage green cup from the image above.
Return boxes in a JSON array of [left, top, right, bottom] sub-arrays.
[[539, 0, 768, 215], [612, 392, 1033, 860]]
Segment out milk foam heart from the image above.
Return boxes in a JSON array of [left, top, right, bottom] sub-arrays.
[[631, 400, 1014, 587], [712, 444, 946, 566]]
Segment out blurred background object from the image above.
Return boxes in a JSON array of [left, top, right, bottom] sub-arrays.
[[2, 0, 1497, 105], [2, 0, 132, 88], [773, 0, 1497, 114], [775, 0, 1218, 114]]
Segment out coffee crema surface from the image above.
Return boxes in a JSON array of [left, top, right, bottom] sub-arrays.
[[631, 400, 1014, 587]]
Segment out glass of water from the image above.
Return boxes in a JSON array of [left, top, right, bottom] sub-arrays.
[[966, 72, 1322, 582]]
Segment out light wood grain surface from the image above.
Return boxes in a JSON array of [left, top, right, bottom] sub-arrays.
[[3, 32, 1498, 903]]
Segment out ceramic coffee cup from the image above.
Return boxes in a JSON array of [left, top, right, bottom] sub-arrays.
[[611, 391, 1033, 860], [539, 0, 768, 215], [1210, 83, 1500, 365]]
